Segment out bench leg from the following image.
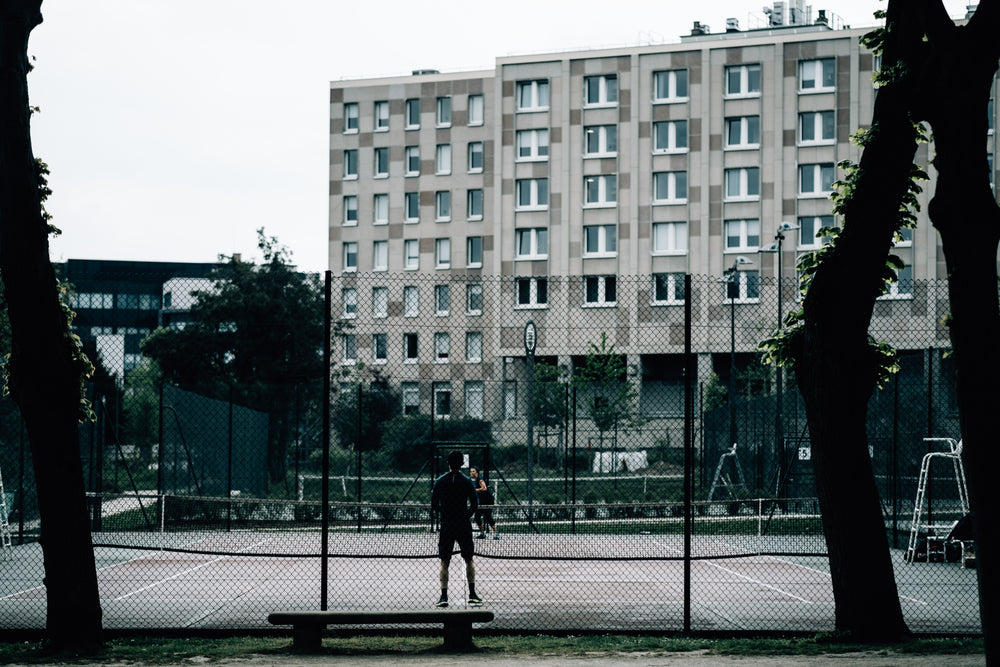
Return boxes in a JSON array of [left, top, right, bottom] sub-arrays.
[[291, 624, 323, 652], [441, 619, 474, 651]]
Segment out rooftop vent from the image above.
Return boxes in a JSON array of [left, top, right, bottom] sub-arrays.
[[690, 20, 710, 35], [815, 9, 829, 25], [411, 69, 440, 76], [725, 17, 740, 32]]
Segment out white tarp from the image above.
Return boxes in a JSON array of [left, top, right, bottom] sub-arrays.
[[592, 450, 648, 473]]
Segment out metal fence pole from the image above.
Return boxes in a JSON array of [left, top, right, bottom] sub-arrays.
[[321, 271, 332, 610], [683, 273, 693, 633]]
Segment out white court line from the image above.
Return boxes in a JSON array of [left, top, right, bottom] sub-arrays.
[[761, 554, 927, 606], [653, 539, 812, 604]]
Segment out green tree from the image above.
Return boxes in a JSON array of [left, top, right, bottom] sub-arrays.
[[331, 367, 400, 453], [571, 333, 644, 452], [142, 230, 325, 484], [121, 358, 161, 463], [532, 360, 567, 451]]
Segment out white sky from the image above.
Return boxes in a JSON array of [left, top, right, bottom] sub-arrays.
[[27, 1, 972, 273]]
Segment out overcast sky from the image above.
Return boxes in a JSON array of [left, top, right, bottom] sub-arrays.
[[27, 1, 972, 273]]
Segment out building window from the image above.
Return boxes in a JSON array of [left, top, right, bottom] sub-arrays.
[[725, 116, 760, 149], [343, 149, 358, 179], [374, 147, 389, 177], [725, 271, 760, 302], [404, 192, 419, 222], [652, 221, 688, 255], [799, 163, 835, 196], [724, 167, 760, 201], [433, 383, 452, 418], [515, 178, 549, 209], [584, 174, 617, 207], [342, 242, 358, 271], [405, 146, 420, 176], [465, 332, 483, 363], [467, 142, 483, 172], [436, 96, 452, 126], [725, 218, 760, 252], [798, 215, 833, 249], [403, 239, 419, 270], [435, 238, 451, 268], [725, 64, 761, 97], [800, 58, 835, 92], [653, 273, 686, 305], [881, 264, 913, 299], [653, 69, 688, 102], [434, 284, 450, 315], [653, 171, 688, 204], [343, 102, 359, 132], [468, 94, 484, 125], [374, 101, 389, 131], [653, 120, 688, 153], [467, 189, 483, 220], [404, 333, 419, 362], [435, 191, 451, 221], [583, 224, 617, 257], [516, 277, 548, 307], [584, 125, 617, 157], [467, 236, 483, 267], [434, 333, 451, 362], [516, 129, 549, 161], [584, 74, 618, 106], [372, 333, 387, 363], [515, 228, 548, 259], [405, 98, 421, 129], [343, 195, 358, 225], [465, 381, 484, 418], [503, 381, 517, 418], [584, 275, 617, 306], [517, 79, 550, 111], [341, 287, 357, 319], [402, 382, 420, 414], [403, 285, 419, 316], [372, 240, 388, 271], [466, 283, 483, 315], [341, 333, 357, 364], [373, 193, 388, 225], [77, 293, 114, 309], [799, 111, 835, 144], [372, 286, 388, 318], [436, 144, 452, 174]]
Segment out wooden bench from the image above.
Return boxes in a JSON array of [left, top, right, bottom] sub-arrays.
[[267, 609, 495, 652]]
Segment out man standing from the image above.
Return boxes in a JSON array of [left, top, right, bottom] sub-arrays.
[[431, 450, 483, 607]]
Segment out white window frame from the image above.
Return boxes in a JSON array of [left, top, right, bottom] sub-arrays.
[[372, 333, 387, 363], [725, 116, 760, 150], [724, 167, 760, 201], [799, 58, 835, 93], [373, 146, 389, 178], [516, 79, 550, 112], [374, 100, 389, 131], [465, 332, 483, 364], [372, 286, 388, 318], [653, 69, 689, 103], [724, 218, 761, 252], [436, 96, 452, 127], [372, 240, 388, 272], [343, 149, 358, 179], [798, 163, 836, 197], [403, 333, 419, 362], [434, 332, 451, 363], [584, 174, 617, 207], [584, 74, 618, 107], [434, 284, 450, 316], [725, 64, 761, 97], [405, 98, 420, 129], [798, 215, 833, 250], [341, 287, 357, 319], [653, 120, 688, 154], [343, 102, 359, 133], [405, 146, 420, 176], [341, 333, 357, 365], [653, 171, 688, 204], [584, 125, 617, 157], [342, 242, 358, 272], [466, 283, 483, 315], [799, 110, 835, 145], [464, 381, 485, 418], [342, 195, 358, 226], [516, 277, 548, 308], [435, 144, 452, 175], [403, 285, 419, 317], [403, 239, 419, 270], [880, 264, 913, 299], [466, 236, 483, 267], [583, 275, 617, 307], [514, 228, 548, 260], [725, 270, 761, 303], [583, 224, 617, 257], [402, 382, 420, 413], [467, 141, 484, 173], [404, 192, 420, 222], [433, 383, 452, 418], [435, 238, 451, 268], [467, 189, 483, 220], [467, 94, 484, 126], [435, 190, 451, 221], [373, 193, 389, 225], [515, 178, 549, 210], [651, 221, 688, 255], [652, 273, 686, 305], [516, 129, 549, 161]]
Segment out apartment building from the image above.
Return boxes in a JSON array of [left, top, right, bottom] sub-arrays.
[[328, 3, 994, 422]]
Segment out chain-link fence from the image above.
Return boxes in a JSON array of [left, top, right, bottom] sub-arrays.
[[0, 272, 979, 634]]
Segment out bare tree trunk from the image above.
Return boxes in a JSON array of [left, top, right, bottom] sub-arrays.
[[0, 1, 103, 648], [918, 3, 1000, 661]]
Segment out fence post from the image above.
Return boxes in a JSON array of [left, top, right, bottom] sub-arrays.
[[227, 383, 234, 532], [683, 273, 693, 634], [571, 386, 577, 535], [321, 271, 332, 611]]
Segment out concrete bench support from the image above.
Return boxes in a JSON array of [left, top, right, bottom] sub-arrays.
[[267, 609, 495, 652]]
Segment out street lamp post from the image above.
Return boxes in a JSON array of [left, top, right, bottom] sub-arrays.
[[524, 320, 537, 522], [726, 256, 752, 451]]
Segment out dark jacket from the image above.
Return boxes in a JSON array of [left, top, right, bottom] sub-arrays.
[[431, 471, 478, 527]]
